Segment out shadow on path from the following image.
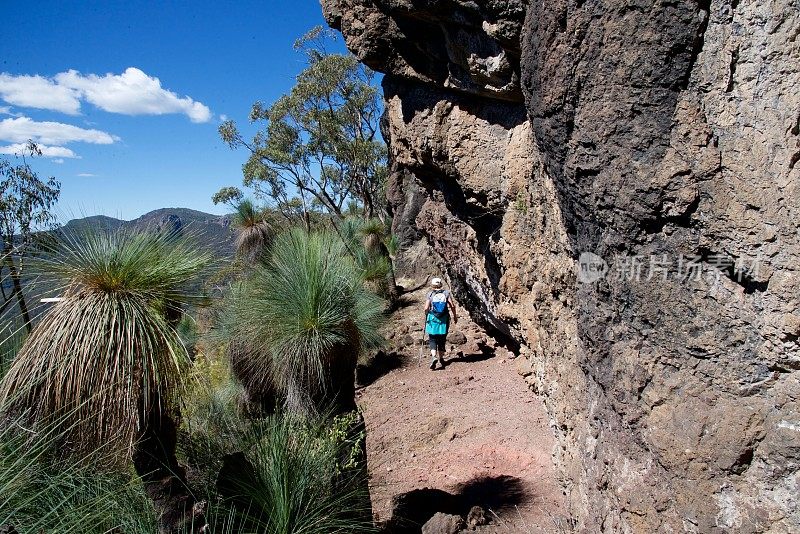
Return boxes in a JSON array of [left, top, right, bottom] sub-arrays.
[[357, 350, 404, 388], [443, 341, 495, 367], [382, 475, 528, 533]]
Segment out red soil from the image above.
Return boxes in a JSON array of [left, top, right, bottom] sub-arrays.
[[356, 287, 569, 532]]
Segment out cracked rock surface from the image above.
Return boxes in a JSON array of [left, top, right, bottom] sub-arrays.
[[323, 0, 800, 531]]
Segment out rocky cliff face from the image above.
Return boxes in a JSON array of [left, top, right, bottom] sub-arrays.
[[323, 0, 800, 531]]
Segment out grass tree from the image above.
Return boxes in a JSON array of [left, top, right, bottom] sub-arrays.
[[340, 217, 397, 299], [0, 227, 211, 532], [231, 198, 274, 263], [180, 374, 374, 533], [214, 413, 374, 533], [223, 228, 384, 416]]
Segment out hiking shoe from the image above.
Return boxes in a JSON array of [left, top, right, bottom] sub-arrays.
[[429, 359, 437, 370]]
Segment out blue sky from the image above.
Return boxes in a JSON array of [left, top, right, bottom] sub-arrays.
[[0, 0, 349, 221]]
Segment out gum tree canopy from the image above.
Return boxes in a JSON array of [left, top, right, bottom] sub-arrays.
[[218, 27, 387, 224]]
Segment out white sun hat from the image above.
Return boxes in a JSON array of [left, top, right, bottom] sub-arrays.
[[430, 277, 443, 288]]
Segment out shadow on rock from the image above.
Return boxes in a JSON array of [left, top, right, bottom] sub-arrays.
[[382, 475, 527, 533]]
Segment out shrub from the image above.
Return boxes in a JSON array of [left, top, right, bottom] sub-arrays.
[[180, 373, 373, 534]]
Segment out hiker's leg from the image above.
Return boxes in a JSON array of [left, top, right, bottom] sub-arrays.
[[428, 336, 439, 369], [437, 337, 446, 366]]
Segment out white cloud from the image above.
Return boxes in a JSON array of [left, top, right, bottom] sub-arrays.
[[77, 173, 96, 177], [0, 117, 118, 145], [0, 143, 78, 159], [54, 68, 212, 122], [0, 74, 81, 114], [53, 158, 65, 164], [219, 114, 229, 122], [0, 69, 212, 123]]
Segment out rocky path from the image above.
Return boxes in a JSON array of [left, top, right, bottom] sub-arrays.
[[356, 287, 568, 533]]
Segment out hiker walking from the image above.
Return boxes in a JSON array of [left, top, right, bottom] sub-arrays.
[[425, 277, 457, 370]]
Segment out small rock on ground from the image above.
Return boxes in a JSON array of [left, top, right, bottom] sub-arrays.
[[467, 505, 488, 528], [422, 512, 466, 534], [448, 331, 468, 345]]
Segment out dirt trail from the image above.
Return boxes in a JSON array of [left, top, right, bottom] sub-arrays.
[[356, 286, 568, 532]]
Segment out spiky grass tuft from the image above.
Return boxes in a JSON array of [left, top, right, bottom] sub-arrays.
[[218, 414, 374, 533], [0, 228, 212, 463], [180, 373, 374, 534], [0, 397, 157, 533], [232, 199, 273, 262], [358, 218, 386, 252], [222, 228, 384, 415]]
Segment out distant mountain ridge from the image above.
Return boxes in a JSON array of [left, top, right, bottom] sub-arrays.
[[63, 208, 236, 257]]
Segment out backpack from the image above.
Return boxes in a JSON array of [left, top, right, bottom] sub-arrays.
[[428, 290, 449, 320]]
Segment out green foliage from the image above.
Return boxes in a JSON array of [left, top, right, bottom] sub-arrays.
[[328, 410, 367, 473], [0, 227, 212, 464], [358, 218, 386, 252], [0, 321, 25, 380], [0, 407, 157, 533], [179, 359, 246, 496], [212, 186, 245, 208], [220, 228, 384, 415], [177, 314, 200, 357], [217, 414, 373, 534], [219, 26, 387, 223], [514, 190, 529, 215], [0, 142, 61, 246], [339, 217, 395, 297], [180, 368, 373, 534], [384, 233, 400, 257], [345, 200, 363, 217]]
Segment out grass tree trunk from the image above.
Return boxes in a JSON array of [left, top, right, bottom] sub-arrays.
[[133, 396, 205, 534]]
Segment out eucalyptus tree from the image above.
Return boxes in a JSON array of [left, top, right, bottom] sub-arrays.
[[218, 27, 387, 226], [0, 142, 60, 331]]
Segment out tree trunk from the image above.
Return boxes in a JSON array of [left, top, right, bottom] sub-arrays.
[[299, 190, 312, 232], [133, 397, 205, 534], [3, 249, 31, 333]]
